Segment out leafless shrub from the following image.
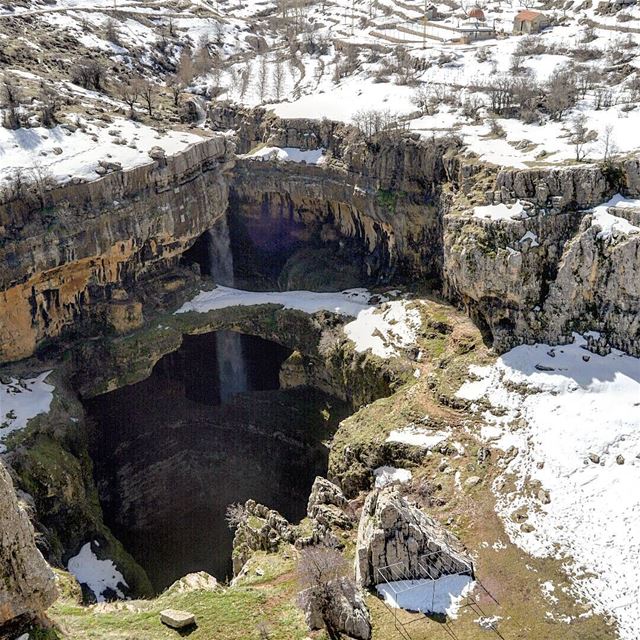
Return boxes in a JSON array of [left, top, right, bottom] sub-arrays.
[[72, 58, 106, 91], [545, 68, 577, 121], [297, 545, 351, 639], [513, 35, 546, 57], [352, 108, 402, 140], [225, 503, 247, 530], [593, 87, 614, 110], [104, 18, 121, 46]]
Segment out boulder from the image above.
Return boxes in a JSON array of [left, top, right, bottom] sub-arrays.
[[299, 577, 371, 640], [0, 462, 57, 625], [160, 609, 196, 629], [355, 487, 472, 587], [148, 146, 167, 167], [166, 572, 218, 594]]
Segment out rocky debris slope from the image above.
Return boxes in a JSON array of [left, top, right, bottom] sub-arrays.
[[0, 461, 57, 626], [355, 487, 473, 587]]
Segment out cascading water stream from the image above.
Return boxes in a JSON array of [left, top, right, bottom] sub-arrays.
[[208, 217, 248, 402]]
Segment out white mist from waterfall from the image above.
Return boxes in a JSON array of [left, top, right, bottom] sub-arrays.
[[208, 219, 248, 403]]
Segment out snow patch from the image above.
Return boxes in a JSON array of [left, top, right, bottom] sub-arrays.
[[176, 285, 373, 317], [67, 542, 128, 602], [241, 146, 326, 165], [376, 574, 475, 617], [591, 194, 640, 240], [374, 466, 412, 488], [344, 301, 421, 358], [387, 426, 450, 449], [0, 371, 54, 452], [473, 201, 525, 221]]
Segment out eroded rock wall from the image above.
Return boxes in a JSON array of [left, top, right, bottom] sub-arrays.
[[0, 137, 233, 363], [214, 105, 460, 285], [443, 163, 640, 354]]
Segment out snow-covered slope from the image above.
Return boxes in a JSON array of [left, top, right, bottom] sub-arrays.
[[458, 333, 640, 639]]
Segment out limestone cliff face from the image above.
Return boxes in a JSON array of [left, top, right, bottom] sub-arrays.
[[0, 461, 57, 625], [0, 136, 233, 363], [214, 105, 459, 285], [443, 162, 640, 354]]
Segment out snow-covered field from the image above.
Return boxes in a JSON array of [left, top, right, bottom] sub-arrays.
[[458, 333, 640, 639], [0, 372, 54, 452], [0, 118, 202, 186]]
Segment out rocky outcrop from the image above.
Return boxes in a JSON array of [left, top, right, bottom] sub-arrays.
[[232, 500, 298, 575], [0, 461, 57, 626], [0, 136, 233, 363], [355, 487, 472, 588], [306, 477, 353, 531], [299, 577, 372, 640]]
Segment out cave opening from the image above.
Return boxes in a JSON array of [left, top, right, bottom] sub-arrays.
[[85, 331, 350, 592], [182, 193, 392, 292]]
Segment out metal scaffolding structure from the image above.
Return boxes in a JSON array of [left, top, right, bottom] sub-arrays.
[[375, 552, 506, 640]]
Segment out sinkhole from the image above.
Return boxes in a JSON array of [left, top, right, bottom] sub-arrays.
[[85, 331, 349, 592]]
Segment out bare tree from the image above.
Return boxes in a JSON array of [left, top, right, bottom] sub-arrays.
[[72, 58, 106, 91], [238, 62, 252, 101], [352, 108, 400, 139], [272, 60, 285, 101], [546, 68, 577, 121], [104, 18, 121, 45], [178, 49, 194, 87], [193, 35, 212, 77], [139, 80, 157, 117], [118, 78, 141, 118], [30, 162, 55, 208], [570, 115, 597, 162], [297, 545, 350, 640], [601, 124, 618, 163], [257, 56, 269, 102], [167, 74, 183, 107]]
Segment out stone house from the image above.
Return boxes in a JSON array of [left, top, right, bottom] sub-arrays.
[[513, 10, 550, 34]]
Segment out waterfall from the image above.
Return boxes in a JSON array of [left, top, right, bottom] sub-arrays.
[[208, 218, 248, 403]]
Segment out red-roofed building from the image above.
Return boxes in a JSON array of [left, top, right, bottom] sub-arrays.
[[513, 10, 550, 34]]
